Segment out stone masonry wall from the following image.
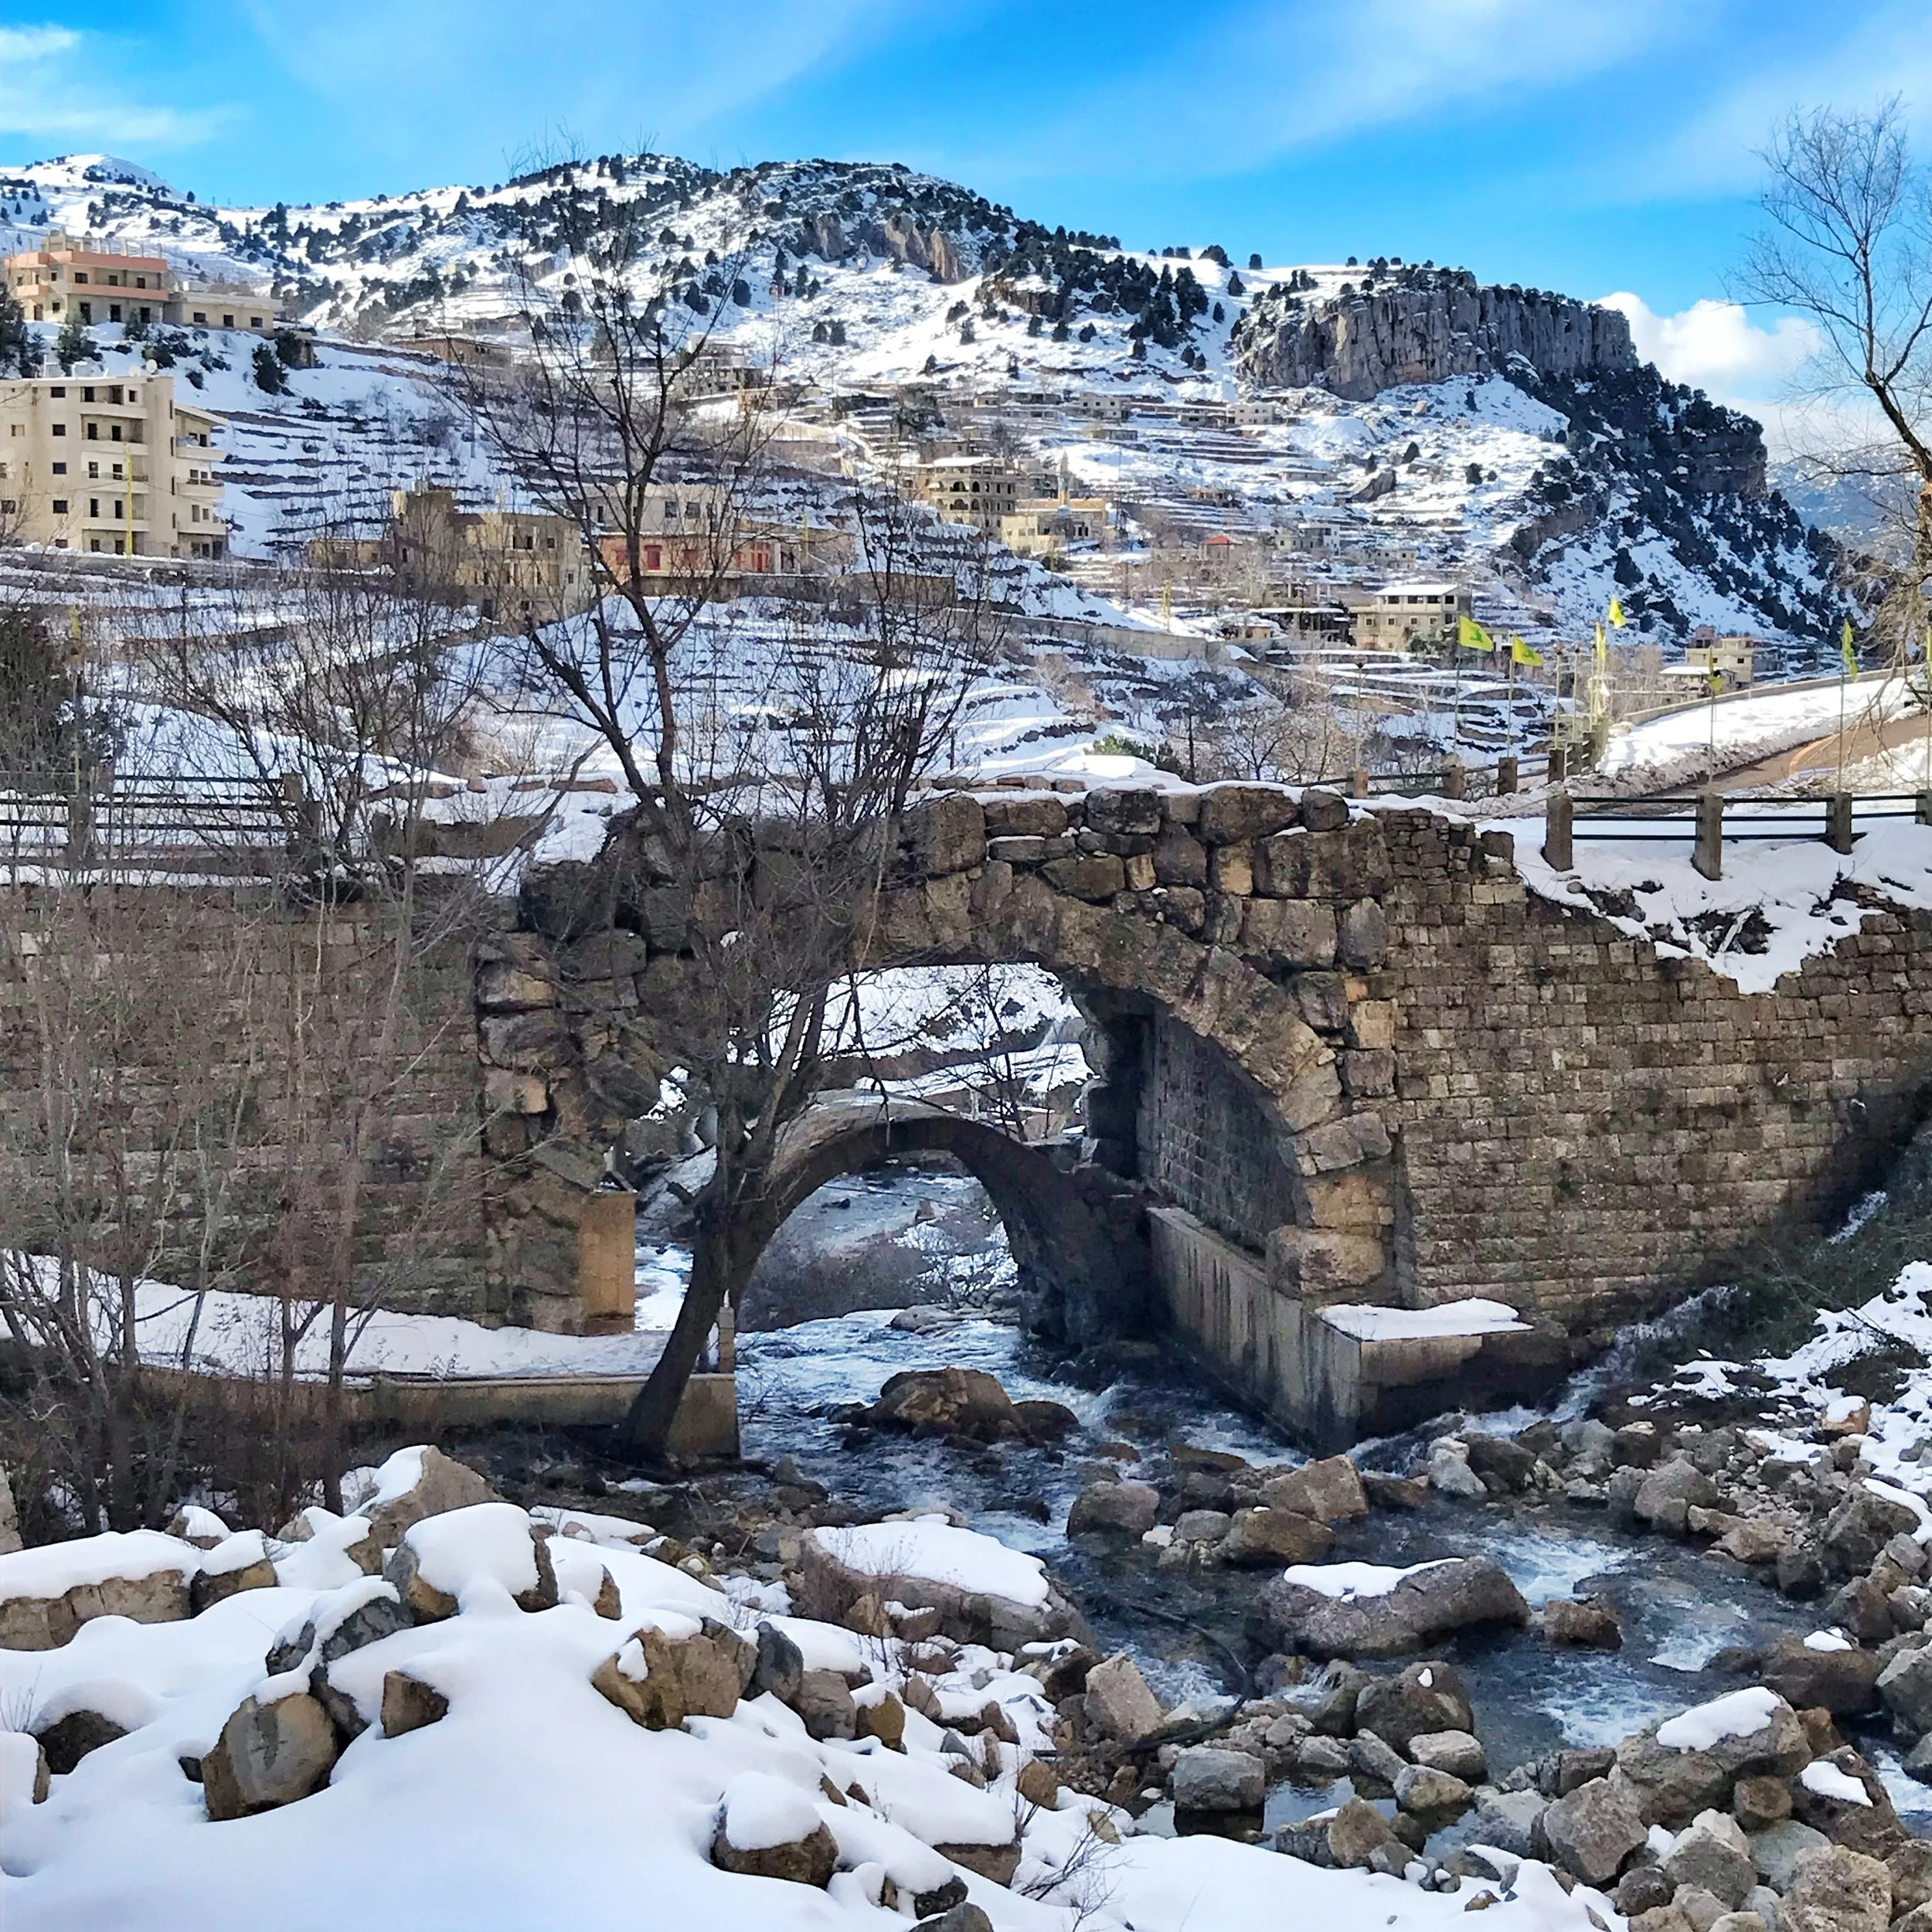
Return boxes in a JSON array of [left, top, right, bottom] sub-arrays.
[[1138, 1015, 1299, 1253], [39, 774, 1930, 1352], [0, 883, 489, 1318], [1373, 809, 1932, 1333]]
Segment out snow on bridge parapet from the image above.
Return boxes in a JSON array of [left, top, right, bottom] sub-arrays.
[[1502, 803, 1932, 995]]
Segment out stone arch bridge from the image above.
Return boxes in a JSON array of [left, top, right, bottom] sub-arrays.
[[11, 779, 1932, 1447], [471, 779, 1932, 1444]]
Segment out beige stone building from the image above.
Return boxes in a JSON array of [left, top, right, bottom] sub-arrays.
[[913, 455, 1021, 532], [597, 486, 846, 587], [0, 373, 226, 557], [1353, 580, 1471, 651], [998, 495, 1108, 559], [4, 231, 281, 332], [324, 485, 593, 618]]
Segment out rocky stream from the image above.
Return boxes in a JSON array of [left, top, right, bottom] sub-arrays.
[[609, 1163, 1932, 1925]]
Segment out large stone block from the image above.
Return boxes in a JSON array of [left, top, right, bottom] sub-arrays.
[[1042, 853, 1124, 902], [479, 1006, 575, 1073], [1255, 824, 1393, 900], [1300, 1168, 1393, 1230], [910, 793, 986, 873], [1241, 897, 1337, 967], [982, 794, 1066, 838], [1196, 785, 1299, 845], [1270, 1224, 1389, 1297], [1085, 787, 1164, 838], [1152, 822, 1209, 886], [1338, 899, 1389, 967]]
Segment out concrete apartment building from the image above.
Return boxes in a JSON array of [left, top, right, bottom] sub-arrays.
[[5, 231, 281, 332], [1353, 580, 1472, 650], [998, 495, 1108, 559], [597, 485, 845, 587], [0, 373, 226, 557]]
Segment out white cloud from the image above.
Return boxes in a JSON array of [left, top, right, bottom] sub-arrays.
[[1598, 291, 1820, 403], [0, 25, 228, 152]]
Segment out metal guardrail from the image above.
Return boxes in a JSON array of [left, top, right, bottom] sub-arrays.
[[0, 769, 302, 870], [1542, 787, 1932, 879]]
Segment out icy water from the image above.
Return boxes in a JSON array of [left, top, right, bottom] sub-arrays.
[[712, 1171, 1932, 1815]]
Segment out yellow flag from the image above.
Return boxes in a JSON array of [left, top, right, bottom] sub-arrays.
[[1458, 614, 1495, 652], [1606, 597, 1626, 629], [1841, 618, 1859, 680], [1510, 634, 1543, 668], [1594, 621, 1607, 666]]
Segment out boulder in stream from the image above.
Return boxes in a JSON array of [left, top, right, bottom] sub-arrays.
[[1253, 1556, 1529, 1658]]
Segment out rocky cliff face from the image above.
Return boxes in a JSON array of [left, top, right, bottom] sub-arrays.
[[794, 208, 968, 282], [1234, 269, 1635, 400]]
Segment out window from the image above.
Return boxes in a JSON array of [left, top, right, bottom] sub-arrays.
[[83, 387, 95, 403], [78, 302, 91, 323], [110, 305, 121, 323], [90, 498, 99, 517], [222, 314, 234, 328], [49, 386, 64, 398], [110, 387, 123, 405], [250, 316, 263, 328], [111, 427, 122, 443], [89, 539, 100, 553], [138, 307, 151, 324], [73, 270, 88, 285], [51, 498, 66, 515], [50, 423, 65, 437], [51, 462, 65, 474], [88, 462, 98, 479], [86, 424, 97, 440], [135, 276, 147, 290], [111, 463, 122, 479], [192, 311, 206, 325]]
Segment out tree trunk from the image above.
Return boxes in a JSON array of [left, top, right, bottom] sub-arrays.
[[620, 1217, 734, 1461]]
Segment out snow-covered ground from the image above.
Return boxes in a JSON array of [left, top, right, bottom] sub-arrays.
[[1649, 1258, 1932, 1516], [3, 1254, 681, 1383], [0, 1458, 1621, 1932]]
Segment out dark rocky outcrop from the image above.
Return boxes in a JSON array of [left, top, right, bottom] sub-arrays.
[[1233, 270, 1634, 400]]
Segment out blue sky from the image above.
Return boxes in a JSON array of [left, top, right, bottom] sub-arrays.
[[1, 0, 1927, 415]]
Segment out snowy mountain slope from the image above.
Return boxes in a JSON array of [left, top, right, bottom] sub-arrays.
[[0, 149, 1846, 654]]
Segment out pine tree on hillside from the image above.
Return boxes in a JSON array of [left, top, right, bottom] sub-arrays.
[[54, 312, 95, 375], [0, 605, 114, 781], [0, 290, 39, 376]]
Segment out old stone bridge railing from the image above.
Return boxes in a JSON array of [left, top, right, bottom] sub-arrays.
[[473, 777, 1932, 1444]]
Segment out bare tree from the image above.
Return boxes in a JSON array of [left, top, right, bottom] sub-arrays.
[[133, 556, 498, 1504], [1743, 100, 1932, 651], [454, 233, 1003, 1458]]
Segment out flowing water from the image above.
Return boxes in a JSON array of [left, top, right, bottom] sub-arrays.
[[686, 1168, 1932, 1821]]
